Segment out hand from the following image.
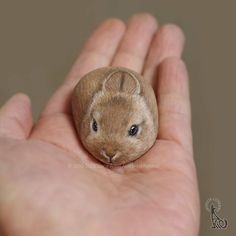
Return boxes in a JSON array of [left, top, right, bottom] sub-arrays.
[[0, 13, 200, 236]]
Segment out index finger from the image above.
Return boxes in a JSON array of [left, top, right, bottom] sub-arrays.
[[41, 18, 126, 117]]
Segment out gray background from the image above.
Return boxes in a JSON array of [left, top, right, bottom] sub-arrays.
[[0, 1, 235, 235]]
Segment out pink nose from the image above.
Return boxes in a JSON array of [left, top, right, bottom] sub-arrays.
[[101, 150, 117, 162]]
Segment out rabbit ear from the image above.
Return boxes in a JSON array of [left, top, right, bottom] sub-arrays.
[[102, 70, 141, 95]]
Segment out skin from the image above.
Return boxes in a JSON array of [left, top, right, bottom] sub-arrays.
[[0, 13, 200, 236]]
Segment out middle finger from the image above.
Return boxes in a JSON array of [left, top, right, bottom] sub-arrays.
[[111, 13, 158, 73]]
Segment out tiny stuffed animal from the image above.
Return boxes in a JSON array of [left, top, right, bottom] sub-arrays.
[[72, 67, 158, 166]]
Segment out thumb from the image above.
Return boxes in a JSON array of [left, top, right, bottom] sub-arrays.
[[0, 93, 33, 139]]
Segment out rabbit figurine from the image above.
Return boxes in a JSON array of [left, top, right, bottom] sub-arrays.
[[72, 67, 158, 166]]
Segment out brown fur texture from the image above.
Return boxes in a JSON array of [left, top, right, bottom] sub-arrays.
[[72, 67, 158, 166]]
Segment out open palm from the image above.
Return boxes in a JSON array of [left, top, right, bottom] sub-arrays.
[[0, 14, 200, 236]]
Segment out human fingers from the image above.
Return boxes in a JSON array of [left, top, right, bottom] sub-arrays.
[[156, 57, 192, 153], [41, 18, 126, 117], [111, 13, 158, 73], [143, 24, 185, 86], [0, 93, 33, 139]]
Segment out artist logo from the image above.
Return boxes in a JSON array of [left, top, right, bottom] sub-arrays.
[[205, 198, 228, 229]]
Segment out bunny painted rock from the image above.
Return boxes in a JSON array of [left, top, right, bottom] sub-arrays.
[[72, 67, 158, 166]]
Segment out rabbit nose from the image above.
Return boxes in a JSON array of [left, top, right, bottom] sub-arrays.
[[101, 149, 117, 163]]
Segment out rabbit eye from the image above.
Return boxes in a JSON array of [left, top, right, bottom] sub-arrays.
[[128, 124, 139, 136], [92, 119, 98, 132]]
